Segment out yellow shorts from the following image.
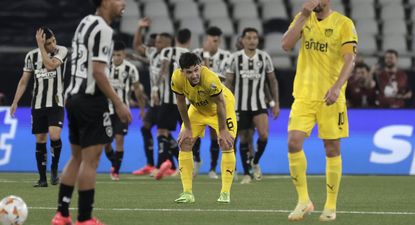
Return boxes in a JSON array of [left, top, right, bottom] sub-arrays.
[[181, 96, 237, 139], [288, 99, 349, 139]]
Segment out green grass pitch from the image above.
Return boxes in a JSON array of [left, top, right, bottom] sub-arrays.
[[0, 173, 414, 225]]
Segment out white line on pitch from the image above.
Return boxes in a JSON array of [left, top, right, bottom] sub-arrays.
[[28, 207, 415, 215]]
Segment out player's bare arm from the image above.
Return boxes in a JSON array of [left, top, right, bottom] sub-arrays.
[[133, 81, 146, 119], [132, 17, 151, 56], [152, 59, 170, 104], [93, 61, 132, 123], [324, 49, 356, 105], [282, 0, 319, 51], [211, 93, 234, 150], [266, 71, 280, 119], [35, 29, 62, 71], [10, 72, 31, 117], [224, 72, 235, 93], [175, 93, 193, 148]]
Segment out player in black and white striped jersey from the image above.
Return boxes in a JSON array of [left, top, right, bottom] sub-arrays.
[[104, 41, 145, 181], [192, 27, 232, 179], [10, 27, 68, 188], [153, 28, 191, 180], [225, 27, 280, 184], [51, 0, 131, 224], [132, 17, 174, 176]]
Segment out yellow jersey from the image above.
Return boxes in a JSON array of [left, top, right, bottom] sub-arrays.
[[290, 11, 358, 102], [171, 66, 234, 116]]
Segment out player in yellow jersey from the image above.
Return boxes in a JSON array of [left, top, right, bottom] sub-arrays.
[[281, 0, 357, 222], [171, 52, 236, 203]]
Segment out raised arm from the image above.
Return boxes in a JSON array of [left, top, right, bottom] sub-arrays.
[[281, 0, 319, 51], [132, 17, 151, 56], [36, 29, 65, 71]]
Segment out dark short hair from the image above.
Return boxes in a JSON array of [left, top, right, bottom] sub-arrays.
[[206, 26, 222, 37], [355, 63, 370, 72], [385, 49, 398, 57], [177, 28, 191, 44], [179, 52, 202, 69], [241, 27, 258, 37], [91, 0, 102, 7], [40, 26, 54, 39], [159, 32, 173, 41], [114, 41, 126, 51]]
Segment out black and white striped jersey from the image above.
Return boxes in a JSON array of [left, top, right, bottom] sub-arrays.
[[23, 45, 68, 109], [227, 49, 274, 111], [193, 48, 232, 79], [159, 46, 189, 104], [108, 60, 139, 114], [145, 47, 162, 87], [66, 15, 113, 97]]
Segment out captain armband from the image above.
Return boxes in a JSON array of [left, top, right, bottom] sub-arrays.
[[341, 42, 357, 55]]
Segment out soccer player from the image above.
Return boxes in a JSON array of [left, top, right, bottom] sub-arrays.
[[104, 41, 145, 181], [152, 28, 192, 180], [131, 17, 174, 176], [192, 26, 232, 179], [10, 27, 68, 187], [172, 52, 236, 203], [225, 27, 280, 184], [281, 0, 358, 221], [51, 0, 131, 224]]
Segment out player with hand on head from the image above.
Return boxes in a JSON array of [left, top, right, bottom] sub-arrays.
[[281, 0, 358, 221]]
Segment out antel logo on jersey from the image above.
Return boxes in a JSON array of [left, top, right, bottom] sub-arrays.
[[304, 39, 328, 53], [240, 70, 261, 80], [370, 125, 415, 174], [0, 107, 18, 166], [35, 69, 57, 79]]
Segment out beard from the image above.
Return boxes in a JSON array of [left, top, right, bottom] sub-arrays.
[[386, 63, 395, 69], [313, 4, 324, 13]]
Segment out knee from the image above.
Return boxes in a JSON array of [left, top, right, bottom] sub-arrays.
[[324, 141, 340, 157], [239, 130, 250, 143], [257, 130, 268, 140], [288, 138, 302, 153], [179, 139, 193, 152]]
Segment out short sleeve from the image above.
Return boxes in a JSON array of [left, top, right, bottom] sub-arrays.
[[23, 51, 34, 72], [206, 69, 223, 97], [160, 47, 171, 61], [53, 46, 68, 63], [130, 65, 140, 83], [226, 54, 236, 74], [289, 13, 302, 30], [91, 27, 113, 64], [171, 69, 184, 95], [341, 19, 358, 45], [264, 52, 274, 73]]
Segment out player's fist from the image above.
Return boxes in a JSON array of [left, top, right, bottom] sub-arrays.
[[138, 17, 151, 28], [301, 0, 319, 17]]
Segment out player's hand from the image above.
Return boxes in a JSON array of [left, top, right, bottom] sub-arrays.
[[9, 103, 17, 118], [218, 129, 234, 151], [151, 92, 160, 105], [115, 103, 132, 124], [138, 17, 151, 28], [178, 127, 193, 149], [324, 85, 341, 105], [35, 28, 46, 47], [271, 104, 280, 120], [301, 0, 319, 17]]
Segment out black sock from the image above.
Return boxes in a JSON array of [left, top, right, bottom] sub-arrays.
[[253, 139, 268, 165], [141, 127, 154, 166], [35, 143, 47, 182], [239, 142, 251, 175], [78, 189, 95, 222], [192, 138, 201, 163], [113, 151, 124, 174], [57, 183, 74, 217], [51, 139, 62, 172], [105, 147, 114, 165], [156, 136, 169, 168], [167, 134, 179, 169], [210, 139, 219, 171]]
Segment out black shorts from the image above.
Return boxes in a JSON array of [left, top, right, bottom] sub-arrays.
[[156, 103, 181, 131], [66, 94, 113, 148], [143, 105, 159, 127], [31, 107, 64, 134], [236, 109, 268, 131], [111, 114, 128, 135]]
